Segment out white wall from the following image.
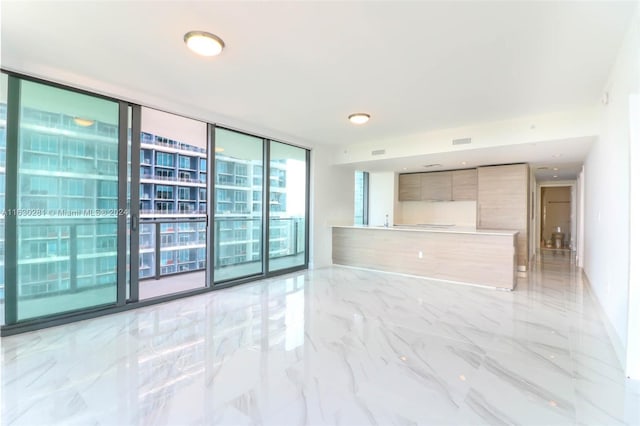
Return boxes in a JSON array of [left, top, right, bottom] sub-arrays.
[[577, 167, 585, 268], [397, 201, 476, 226], [583, 6, 639, 372], [369, 172, 396, 226], [626, 5, 640, 379], [628, 92, 640, 379], [309, 145, 354, 269]]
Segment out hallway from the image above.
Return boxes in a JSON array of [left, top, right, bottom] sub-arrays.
[[2, 256, 639, 425]]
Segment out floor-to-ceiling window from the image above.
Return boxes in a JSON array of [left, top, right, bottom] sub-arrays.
[[0, 74, 7, 325], [7, 78, 121, 322], [354, 170, 369, 225], [268, 141, 308, 272], [0, 73, 310, 335], [214, 128, 264, 282]]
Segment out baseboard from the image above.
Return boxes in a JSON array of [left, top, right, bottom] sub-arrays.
[[581, 270, 627, 370]]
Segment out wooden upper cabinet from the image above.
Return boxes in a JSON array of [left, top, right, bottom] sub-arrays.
[[452, 169, 477, 201], [421, 171, 452, 201], [398, 174, 421, 201], [399, 170, 477, 202]]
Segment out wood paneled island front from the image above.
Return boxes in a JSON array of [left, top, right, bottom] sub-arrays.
[[332, 226, 519, 290]]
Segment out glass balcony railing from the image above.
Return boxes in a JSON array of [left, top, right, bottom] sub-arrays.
[[4, 218, 118, 304], [214, 217, 305, 269], [139, 218, 207, 280], [0, 216, 305, 301]]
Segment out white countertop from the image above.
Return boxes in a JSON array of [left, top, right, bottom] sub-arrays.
[[333, 224, 519, 236]]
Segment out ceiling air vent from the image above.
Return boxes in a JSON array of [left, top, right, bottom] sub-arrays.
[[371, 149, 386, 156], [452, 137, 472, 146], [423, 163, 442, 168]]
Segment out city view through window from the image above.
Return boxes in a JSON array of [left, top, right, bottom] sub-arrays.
[[0, 77, 308, 326]]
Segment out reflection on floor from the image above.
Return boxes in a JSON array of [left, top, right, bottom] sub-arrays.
[[2, 255, 639, 425], [139, 253, 306, 299], [540, 247, 574, 256]]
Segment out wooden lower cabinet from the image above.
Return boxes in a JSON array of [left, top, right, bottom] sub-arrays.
[[332, 227, 518, 290]]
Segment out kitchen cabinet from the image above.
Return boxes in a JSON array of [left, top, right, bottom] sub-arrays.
[[452, 169, 477, 201], [399, 169, 477, 201], [420, 171, 452, 201], [477, 164, 529, 269], [398, 174, 421, 201]]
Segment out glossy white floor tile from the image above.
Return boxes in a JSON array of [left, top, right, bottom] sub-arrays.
[[2, 255, 640, 425]]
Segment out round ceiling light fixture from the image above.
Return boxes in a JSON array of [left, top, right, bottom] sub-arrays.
[[348, 113, 370, 125], [184, 31, 225, 56]]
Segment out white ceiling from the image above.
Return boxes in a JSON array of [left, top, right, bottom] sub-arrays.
[[351, 135, 592, 181], [1, 1, 636, 179]]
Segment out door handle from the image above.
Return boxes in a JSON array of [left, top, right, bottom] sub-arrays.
[[131, 214, 139, 232]]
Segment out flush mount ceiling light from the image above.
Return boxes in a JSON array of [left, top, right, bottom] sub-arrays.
[[184, 31, 225, 56], [348, 113, 370, 125], [73, 117, 94, 127]]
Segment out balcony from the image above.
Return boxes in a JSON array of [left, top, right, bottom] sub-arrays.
[[0, 216, 305, 305]]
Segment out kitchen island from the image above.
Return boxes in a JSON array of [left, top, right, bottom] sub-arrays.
[[332, 225, 518, 290]]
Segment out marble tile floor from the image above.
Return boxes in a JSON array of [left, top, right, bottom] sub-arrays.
[[2, 256, 639, 425]]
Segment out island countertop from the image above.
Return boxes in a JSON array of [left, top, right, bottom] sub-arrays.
[[332, 224, 519, 236], [332, 225, 519, 290]]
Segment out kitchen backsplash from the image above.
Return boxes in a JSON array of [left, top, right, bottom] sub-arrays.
[[397, 200, 477, 227]]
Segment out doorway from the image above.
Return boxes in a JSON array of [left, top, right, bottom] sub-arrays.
[[540, 186, 573, 252]]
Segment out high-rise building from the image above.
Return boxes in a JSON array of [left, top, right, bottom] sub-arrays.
[[0, 105, 301, 300]]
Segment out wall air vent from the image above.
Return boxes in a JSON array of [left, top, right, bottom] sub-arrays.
[[452, 137, 472, 145], [371, 149, 386, 156]]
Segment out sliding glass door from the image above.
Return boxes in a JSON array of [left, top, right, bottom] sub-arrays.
[[6, 78, 121, 321], [1, 74, 310, 334], [268, 141, 308, 272], [213, 128, 264, 283]]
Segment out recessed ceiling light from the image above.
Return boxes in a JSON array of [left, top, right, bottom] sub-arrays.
[[184, 31, 225, 56], [73, 117, 94, 127], [553, 167, 559, 171], [348, 113, 370, 125], [461, 161, 467, 165], [553, 175, 558, 178], [215, 146, 225, 153], [552, 154, 563, 158]]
